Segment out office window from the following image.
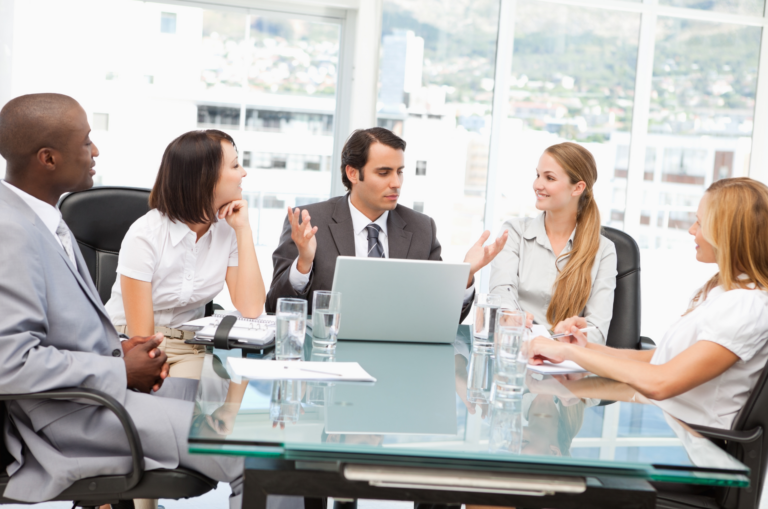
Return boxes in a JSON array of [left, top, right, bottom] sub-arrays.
[[379, 0, 500, 262], [197, 105, 240, 128], [242, 151, 252, 168], [105, 72, 118, 81], [92, 113, 109, 131], [493, 3, 640, 234], [144, 75, 154, 85], [413, 201, 425, 213], [160, 12, 176, 34]]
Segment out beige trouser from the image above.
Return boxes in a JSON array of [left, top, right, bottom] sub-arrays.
[[115, 327, 207, 509], [115, 325, 206, 380]]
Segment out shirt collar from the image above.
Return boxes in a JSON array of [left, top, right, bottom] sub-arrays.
[[523, 212, 576, 249], [1, 181, 62, 237], [167, 217, 215, 246], [348, 196, 388, 237]]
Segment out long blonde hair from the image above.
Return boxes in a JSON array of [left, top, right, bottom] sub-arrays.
[[544, 142, 602, 326], [687, 177, 768, 311]]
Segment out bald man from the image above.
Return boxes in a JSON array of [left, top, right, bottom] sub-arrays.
[[0, 94, 243, 506]]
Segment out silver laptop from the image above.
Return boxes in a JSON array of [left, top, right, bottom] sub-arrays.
[[330, 256, 470, 343]]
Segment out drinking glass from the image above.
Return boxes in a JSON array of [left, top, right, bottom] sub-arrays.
[[467, 349, 494, 404], [495, 309, 526, 383], [307, 348, 336, 406], [488, 393, 523, 454], [473, 293, 503, 352], [312, 291, 341, 348], [276, 298, 307, 360], [269, 379, 302, 425]]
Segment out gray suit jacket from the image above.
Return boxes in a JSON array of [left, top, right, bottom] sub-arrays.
[[0, 184, 200, 502], [266, 195, 472, 321]]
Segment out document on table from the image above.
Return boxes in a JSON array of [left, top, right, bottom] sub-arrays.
[[226, 358, 377, 382], [527, 359, 588, 375]]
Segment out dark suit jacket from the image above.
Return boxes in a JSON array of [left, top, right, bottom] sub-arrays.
[[266, 194, 472, 321]]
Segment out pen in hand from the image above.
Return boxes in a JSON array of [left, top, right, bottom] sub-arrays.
[[549, 326, 598, 339]]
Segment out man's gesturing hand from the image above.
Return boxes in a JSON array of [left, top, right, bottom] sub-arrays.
[[462, 229, 509, 288], [124, 336, 168, 393], [288, 206, 318, 274]]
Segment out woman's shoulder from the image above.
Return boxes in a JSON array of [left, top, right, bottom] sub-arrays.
[[125, 209, 167, 239], [500, 215, 538, 235], [597, 232, 617, 255]]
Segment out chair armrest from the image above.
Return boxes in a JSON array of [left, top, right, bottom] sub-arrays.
[[686, 423, 763, 443], [0, 387, 144, 492], [638, 336, 656, 350]]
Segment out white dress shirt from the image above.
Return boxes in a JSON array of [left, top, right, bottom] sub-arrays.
[[651, 281, 768, 429], [104, 209, 239, 329], [2, 181, 64, 250], [289, 197, 390, 290], [290, 198, 474, 302], [489, 213, 617, 344]]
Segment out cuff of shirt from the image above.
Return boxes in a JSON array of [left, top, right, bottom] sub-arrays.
[[289, 257, 312, 292], [462, 283, 475, 305], [116, 266, 153, 283]]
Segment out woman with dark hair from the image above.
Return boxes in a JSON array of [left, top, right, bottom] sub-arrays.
[[105, 129, 266, 380]]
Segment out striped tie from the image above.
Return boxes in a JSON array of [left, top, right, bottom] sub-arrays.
[[366, 224, 385, 258]]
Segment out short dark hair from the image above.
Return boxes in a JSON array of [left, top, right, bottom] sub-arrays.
[[149, 129, 235, 224], [340, 127, 406, 191]]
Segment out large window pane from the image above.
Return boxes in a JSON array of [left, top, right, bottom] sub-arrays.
[[1, 0, 342, 307], [492, 3, 640, 236], [640, 19, 760, 339], [378, 0, 500, 262]]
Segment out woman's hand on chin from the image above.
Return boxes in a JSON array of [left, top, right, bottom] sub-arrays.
[[219, 199, 250, 230]]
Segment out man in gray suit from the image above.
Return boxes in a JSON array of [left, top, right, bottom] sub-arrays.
[[0, 94, 243, 506], [266, 127, 508, 316]]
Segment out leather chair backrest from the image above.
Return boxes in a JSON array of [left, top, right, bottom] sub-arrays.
[[58, 187, 151, 304], [600, 226, 641, 349]]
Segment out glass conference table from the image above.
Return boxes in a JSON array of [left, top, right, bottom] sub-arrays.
[[187, 327, 749, 509]]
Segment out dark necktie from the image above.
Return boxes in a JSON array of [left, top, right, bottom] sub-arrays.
[[366, 223, 385, 258]]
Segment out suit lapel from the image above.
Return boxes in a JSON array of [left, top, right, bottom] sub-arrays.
[[387, 207, 412, 259], [328, 196, 356, 256]]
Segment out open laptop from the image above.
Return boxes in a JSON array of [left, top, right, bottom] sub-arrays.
[[330, 256, 470, 343]]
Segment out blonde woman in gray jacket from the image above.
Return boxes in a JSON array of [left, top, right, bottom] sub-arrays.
[[489, 142, 618, 344]]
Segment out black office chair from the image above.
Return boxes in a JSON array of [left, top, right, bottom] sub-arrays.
[[601, 226, 655, 350], [59, 186, 152, 304], [58, 186, 219, 315], [0, 388, 217, 508], [655, 355, 768, 509]]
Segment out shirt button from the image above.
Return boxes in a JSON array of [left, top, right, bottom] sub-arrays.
[[112, 349, 121, 357], [180, 301, 188, 306], [185, 273, 192, 280]]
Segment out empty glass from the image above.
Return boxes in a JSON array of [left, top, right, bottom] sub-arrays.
[[276, 298, 307, 360], [473, 293, 503, 352], [312, 291, 341, 348]]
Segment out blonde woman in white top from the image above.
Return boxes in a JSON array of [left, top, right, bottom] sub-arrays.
[[105, 129, 266, 380], [528, 177, 768, 430], [490, 142, 617, 344]]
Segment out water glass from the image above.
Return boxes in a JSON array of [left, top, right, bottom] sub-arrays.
[[276, 298, 307, 360], [495, 310, 526, 361], [312, 291, 341, 348], [269, 379, 302, 424], [473, 293, 503, 352], [488, 393, 523, 454], [467, 349, 494, 404]]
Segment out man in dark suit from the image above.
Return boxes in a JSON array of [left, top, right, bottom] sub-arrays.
[[266, 127, 508, 318]]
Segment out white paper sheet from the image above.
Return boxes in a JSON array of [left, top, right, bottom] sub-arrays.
[[226, 358, 377, 382], [526, 359, 588, 375]]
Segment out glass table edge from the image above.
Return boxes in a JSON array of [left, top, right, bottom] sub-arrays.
[[188, 443, 749, 487]]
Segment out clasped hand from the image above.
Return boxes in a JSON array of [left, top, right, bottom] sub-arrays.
[[122, 333, 169, 393]]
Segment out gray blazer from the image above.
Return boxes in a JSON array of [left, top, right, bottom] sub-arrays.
[[0, 184, 238, 502], [266, 195, 472, 321]]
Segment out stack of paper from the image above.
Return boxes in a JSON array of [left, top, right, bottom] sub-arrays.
[[226, 358, 377, 382], [181, 312, 276, 346], [526, 359, 588, 375]]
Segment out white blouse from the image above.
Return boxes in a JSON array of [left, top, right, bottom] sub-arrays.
[[105, 209, 239, 329], [651, 282, 768, 429], [489, 213, 617, 344]]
